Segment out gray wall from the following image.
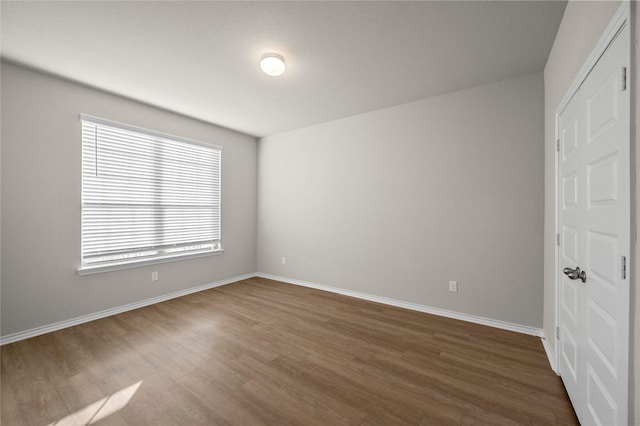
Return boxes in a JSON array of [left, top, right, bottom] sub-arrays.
[[0, 61, 258, 337], [543, 1, 638, 422], [257, 72, 544, 328]]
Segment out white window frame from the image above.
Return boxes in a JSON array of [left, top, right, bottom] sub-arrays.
[[78, 114, 223, 275]]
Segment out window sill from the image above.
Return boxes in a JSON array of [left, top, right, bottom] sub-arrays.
[[77, 249, 224, 275]]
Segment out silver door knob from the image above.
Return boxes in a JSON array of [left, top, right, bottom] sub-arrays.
[[563, 266, 587, 283]]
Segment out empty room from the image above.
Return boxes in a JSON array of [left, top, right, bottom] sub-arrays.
[[1, 1, 638, 425]]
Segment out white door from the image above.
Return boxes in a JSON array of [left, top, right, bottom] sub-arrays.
[[558, 23, 630, 426]]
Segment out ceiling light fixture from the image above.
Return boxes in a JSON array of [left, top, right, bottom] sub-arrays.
[[260, 53, 286, 77]]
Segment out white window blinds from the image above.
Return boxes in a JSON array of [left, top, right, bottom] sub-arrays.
[[80, 115, 222, 273]]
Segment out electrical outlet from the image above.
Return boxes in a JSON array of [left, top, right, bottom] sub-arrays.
[[281, 257, 286, 265], [448, 280, 458, 292], [152, 271, 159, 281]]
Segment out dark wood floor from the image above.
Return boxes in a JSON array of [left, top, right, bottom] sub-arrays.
[[1, 277, 578, 425]]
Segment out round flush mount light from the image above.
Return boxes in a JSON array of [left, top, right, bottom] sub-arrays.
[[260, 53, 286, 77]]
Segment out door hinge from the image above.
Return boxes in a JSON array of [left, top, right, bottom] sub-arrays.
[[621, 67, 627, 91], [557, 233, 560, 246], [621, 256, 626, 279], [556, 326, 560, 340], [556, 138, 560, 152]]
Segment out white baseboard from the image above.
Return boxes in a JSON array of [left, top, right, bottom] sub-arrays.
[[256, 272, 543, 337], [0, 272, 257, 345], [541, 332, 559, 374]]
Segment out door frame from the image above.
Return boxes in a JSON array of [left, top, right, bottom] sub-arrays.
[[553, 0, 632, 415]]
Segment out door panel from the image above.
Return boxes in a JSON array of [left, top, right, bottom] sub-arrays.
[[586, 365, 616, 426], [558, 23, 629, 426], [563, 173, 579, 207], [587, 231, 618, 288], [563, 225, 579, 262], [561, 323, 579, 380], [586, 68, 619, 140], [562, 276, 578, 322], [587, 154, 618, 205], [585, 299, 617, 374]]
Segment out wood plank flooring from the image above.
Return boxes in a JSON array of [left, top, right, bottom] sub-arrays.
[[1, 277, 578, 425]]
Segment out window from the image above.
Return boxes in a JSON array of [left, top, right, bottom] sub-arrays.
[[79, 115, 222, 274]]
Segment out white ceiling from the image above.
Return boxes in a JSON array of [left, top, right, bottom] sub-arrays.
[[1, 1, 566, 137]]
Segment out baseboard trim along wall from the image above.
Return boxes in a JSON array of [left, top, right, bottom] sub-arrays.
[[0, 272, 256, 345], [257, 272, 544, 337], [540, 332, 558, 374]]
